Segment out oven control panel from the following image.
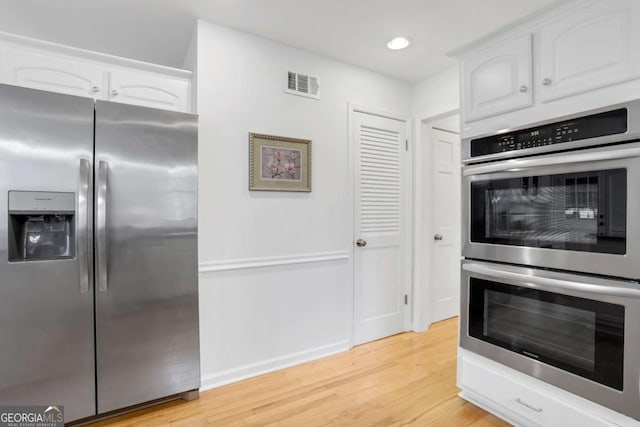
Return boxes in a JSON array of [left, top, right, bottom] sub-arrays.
[[470, 108, 628, 158]]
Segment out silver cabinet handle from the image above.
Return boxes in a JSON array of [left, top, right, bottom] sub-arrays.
[[434, 234, 443, 241], [356, 239, 367, 247], [111, 89, 119, 97], [519, 85, 528, 93], [78, 159, 91, 294], [516, 397, 543, 413], [542, 78, 552, 86], [96, 160, 109, 293], [91, 86, 100, 93]]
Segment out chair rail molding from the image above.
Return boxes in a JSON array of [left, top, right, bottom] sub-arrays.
[[198, 251, 351, 273]]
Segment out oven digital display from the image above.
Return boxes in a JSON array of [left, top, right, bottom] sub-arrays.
[[470, 108, 628, 157]]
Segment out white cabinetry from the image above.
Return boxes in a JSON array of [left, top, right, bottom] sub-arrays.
[[108, 69, 190, 111], [462, 34, 532, 122], [455, 0, 640, 137], [539, 0, 640, 102], [0, 32, 193, 112], [0, 48, 106, 99]]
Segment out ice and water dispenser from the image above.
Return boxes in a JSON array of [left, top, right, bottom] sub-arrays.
[[8, 191, 75, 261]]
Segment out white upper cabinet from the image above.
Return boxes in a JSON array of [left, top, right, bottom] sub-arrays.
[[108, 70, 190, 112], [0, 48, 107, 99], [462, 34, 533, 122], [539, 0, 640, 102], [455, 0, 640, 137], [0, 32, 193, 112]]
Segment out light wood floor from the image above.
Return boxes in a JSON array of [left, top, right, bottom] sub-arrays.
[[91, 317, 509, 426]]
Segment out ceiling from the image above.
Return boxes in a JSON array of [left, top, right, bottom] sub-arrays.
[[0, 0, 561, 83]]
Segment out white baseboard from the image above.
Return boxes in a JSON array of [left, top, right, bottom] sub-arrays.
[[200, 339, 350, 391]]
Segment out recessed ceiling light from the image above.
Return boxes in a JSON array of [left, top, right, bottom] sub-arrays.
[[387, 37, 411, 50]]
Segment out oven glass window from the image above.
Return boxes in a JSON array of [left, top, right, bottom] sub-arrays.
[[470, 169, 626, 254], [469, 278, 625, 390]]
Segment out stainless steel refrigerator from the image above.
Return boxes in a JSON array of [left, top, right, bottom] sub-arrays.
[[0, 83, 200, 422]]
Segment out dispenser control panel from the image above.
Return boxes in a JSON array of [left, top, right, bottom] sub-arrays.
[[9, 191, 75, 214]]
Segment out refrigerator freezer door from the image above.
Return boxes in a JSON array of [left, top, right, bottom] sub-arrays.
[[94, 101, 199, 413], [0, 84, 95, 422]]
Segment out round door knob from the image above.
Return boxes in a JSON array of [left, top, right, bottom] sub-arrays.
[[542, 78, 552, 86], [111, 89, 119, 97], [356, 239, 367, 247], [434, 234, 443, 241], [519, 85, 528, 93], [91, 86, 100, 93]]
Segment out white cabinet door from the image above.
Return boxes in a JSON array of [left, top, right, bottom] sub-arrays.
[[108, 70, 190, 112], [0, 49, 106, 98], [539, 0, 640, 102], [462, 33, 533, 122]]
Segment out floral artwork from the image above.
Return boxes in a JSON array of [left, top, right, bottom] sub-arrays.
[[249, 133, 312, 192], [261, 146, 302, 181]]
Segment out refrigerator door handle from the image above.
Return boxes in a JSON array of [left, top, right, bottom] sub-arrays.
[[78, 159, 91, 294], [97, 160, 109, 293]]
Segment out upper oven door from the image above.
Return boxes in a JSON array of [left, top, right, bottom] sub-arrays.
[[463, 142, 640, 279]]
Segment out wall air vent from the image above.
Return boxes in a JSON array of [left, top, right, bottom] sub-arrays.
[[284, 70, 320, 100]]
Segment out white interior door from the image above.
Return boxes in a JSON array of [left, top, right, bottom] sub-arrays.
[[430, 126, 461, 323], [353, 110, 409, 346]]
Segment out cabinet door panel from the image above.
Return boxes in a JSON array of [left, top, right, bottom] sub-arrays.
[[462, 34, 533, 122], [108, 70, 190, 112], [539, 0, 640, 102], [0, 49, 105, 98]]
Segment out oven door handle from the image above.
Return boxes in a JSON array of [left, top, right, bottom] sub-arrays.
[[463, 146, 640, 176], [463, 262, 640, 299]]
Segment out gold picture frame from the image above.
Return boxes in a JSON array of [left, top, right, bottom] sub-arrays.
[[249, 132, 312, 192]]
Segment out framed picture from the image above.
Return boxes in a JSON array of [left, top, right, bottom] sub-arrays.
[[249, 132, 312, 192]]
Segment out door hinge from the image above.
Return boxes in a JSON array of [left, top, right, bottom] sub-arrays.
[[405, 139, 408, 151], [404, 294, 408, 305]]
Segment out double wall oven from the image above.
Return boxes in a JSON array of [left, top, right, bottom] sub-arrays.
[[460, 101, 640, 420]]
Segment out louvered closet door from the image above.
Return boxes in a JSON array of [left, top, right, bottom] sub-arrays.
[[354, 111, 409, 345]]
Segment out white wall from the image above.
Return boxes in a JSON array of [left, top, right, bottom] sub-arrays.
[[412, 65, 460, 119], [183, 27, 197, 113], [410, 65, 461, 332], [196, 20, 411, 389]]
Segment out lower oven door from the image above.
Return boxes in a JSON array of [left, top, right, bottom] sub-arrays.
[[463, 142, 640, 279], [460, 260, 640, 420]]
